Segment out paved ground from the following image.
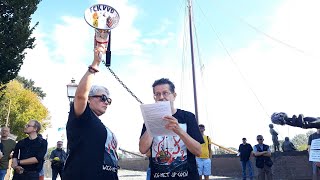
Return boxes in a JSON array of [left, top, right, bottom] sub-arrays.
[[43, 169, 240, 180]]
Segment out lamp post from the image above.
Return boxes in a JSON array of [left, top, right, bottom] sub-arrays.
[[66, 78, 77, 154], [66, 78, 78, 105]]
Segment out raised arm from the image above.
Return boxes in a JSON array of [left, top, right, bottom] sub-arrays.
[[74, 44, 106, 117]]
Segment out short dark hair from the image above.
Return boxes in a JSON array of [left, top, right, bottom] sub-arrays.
[[57, 141, 63, 144], [242, 138, 246, 140], [152, 78, 175, 93], [199, 124, 205, 128]]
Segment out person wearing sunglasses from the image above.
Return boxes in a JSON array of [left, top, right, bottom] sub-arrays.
[[63, 43, 118, 180], [11, 120, 48, 180], [253, 135, 273, 180], [139, 78, 204, 180]]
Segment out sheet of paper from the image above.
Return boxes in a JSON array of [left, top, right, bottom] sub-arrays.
[[140, 101, 176, 137], [311, 139, 320, 150], [309, 139, 320, 162], [309, 150, 320, 162]]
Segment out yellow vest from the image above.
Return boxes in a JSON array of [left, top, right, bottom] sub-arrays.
[[198, 135, 211, 158]]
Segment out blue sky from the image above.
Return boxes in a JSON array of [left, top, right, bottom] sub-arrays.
[[19, 0, 320, 151]]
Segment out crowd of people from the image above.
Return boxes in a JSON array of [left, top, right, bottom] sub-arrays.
[[2, 41, 318, 180]]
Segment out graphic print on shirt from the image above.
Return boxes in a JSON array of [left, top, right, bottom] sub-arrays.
[[103, 127, 118, 173], [151, 124, 188, 178]]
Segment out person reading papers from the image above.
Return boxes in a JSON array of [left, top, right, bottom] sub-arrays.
[[139, 78, 204, 180]]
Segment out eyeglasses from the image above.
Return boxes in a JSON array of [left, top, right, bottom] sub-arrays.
[[25, 124, 34, 128], [257, 139, 263, 141], [154, 91, 172, 98], [91, 94, 112, 105]]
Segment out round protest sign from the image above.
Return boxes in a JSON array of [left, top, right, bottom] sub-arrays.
[[84, 4, 120, 30]]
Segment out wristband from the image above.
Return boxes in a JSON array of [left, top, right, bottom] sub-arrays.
[[88, 66, 99, 73], [17, 160, 20, 166]]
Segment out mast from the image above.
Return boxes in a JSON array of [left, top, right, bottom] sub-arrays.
[[187, 0, 199, 123]]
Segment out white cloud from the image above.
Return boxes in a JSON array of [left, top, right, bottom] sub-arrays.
[[196, 0, 320, 148], [19, 0, 320, 151]]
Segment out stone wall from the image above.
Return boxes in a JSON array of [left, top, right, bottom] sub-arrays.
[[119, 151, 312, 179]]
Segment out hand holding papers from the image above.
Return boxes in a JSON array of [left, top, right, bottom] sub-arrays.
[[140, 101, 177, 137]]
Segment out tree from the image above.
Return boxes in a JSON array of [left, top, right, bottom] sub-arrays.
[[0, 80, 49, 140], [15, 76, 46, 99], [45, 147, 56, 160], [292, 133, 309, 151], [0, 0, 42, 94]]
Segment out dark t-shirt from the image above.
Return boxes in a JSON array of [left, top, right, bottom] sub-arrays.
[[140, 109, 204, 180], [63, 103, 118, 180], [12, 137, 47, 172], [238, 143, 253, 161]]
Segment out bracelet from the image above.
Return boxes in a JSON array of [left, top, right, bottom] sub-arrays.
[[88, 66, 99, 73], [17, 160, 20, 166]]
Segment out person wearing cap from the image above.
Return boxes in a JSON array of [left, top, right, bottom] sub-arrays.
[[253, 135, 273, 180], [63, 43, 118, 180], [238, 138, 253, 180], [196, 124, 212, 180]]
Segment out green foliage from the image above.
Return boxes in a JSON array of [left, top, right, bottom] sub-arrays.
[[46, 147, 56, 160], [291, 131, 315, 151], [15, 76, 46, 99], [214, 147, 237, 155], [0, 0, 42, 93], [0, 80, 49, 140]]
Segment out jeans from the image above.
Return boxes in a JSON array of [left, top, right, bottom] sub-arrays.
[[52, 168, 63, 180], [0, 169, 7, 180], [146, 167, 151, 180], [241, 160, 253, 179], [257, 165, 273, 180]]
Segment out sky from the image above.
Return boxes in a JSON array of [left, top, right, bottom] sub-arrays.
[[18, 0, 320, 152]]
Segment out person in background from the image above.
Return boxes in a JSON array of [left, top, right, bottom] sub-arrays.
[[50, 141, 66, 180], [0, 127, 16, 180], [238, 138, 254, 180], [145, 150, 151, 180], [196, 124, 212, 180], [11, 120, 48, 180], [253, 135, 273, 180], [281, 137, 296, 152], [308, 129, 320, 180]]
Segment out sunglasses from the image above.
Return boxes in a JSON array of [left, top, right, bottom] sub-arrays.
[[25, 124, 35, 128], [91, 94, 112, 105], [257, 139, 263, 141]]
